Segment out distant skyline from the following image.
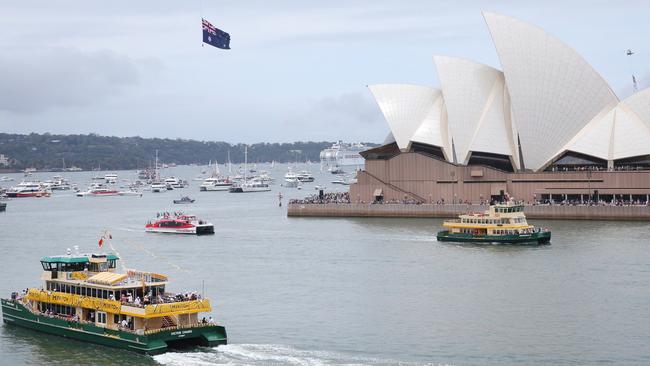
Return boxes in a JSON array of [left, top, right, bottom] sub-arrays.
[[0, 1, 648, 143]]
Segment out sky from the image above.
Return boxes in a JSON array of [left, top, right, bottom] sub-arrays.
[[0, 0, 648, 144]]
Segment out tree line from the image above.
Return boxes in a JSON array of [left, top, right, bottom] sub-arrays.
[[0, 133, 374, 171]]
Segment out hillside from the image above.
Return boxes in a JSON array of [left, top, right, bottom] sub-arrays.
[[0, 133, 374, 171]]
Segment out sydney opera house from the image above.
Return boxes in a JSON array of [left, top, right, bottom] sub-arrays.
[[351, 12, 650, 204]]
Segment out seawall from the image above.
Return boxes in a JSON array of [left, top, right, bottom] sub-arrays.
[[287, 203, 650, 221]]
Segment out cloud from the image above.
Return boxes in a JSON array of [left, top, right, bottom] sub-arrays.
[[0, 47, 143, 114], [282, 91, 386, 142]]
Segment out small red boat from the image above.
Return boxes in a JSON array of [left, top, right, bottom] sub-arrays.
[[145, 213, 214, 235]]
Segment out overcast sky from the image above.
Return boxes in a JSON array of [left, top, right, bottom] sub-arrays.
[[0, 1, 648, 143]]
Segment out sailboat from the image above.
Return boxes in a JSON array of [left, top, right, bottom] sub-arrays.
[[229, 146, 271, 193]]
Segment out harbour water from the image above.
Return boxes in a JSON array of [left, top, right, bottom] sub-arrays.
[[1, 164, 649, 365]]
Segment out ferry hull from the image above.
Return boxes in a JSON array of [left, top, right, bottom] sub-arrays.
[[1, 299, 226, 355], [436, 230, 551, 244]]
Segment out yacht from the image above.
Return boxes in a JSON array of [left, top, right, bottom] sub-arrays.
[[284, 168, 298, 182], [104, 174, 118, 184], [297, 171, 315, 182], [150, 182, 167, 193], [229, 179, 271, 193], [199, 177, 233, 191], [76, 184, 121, 197], [284, 178, 300, 188], [6, 182, 51, 198], [164, 177, 187, 189]]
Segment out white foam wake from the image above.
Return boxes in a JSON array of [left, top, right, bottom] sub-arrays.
[[152, 343, 437, 366]]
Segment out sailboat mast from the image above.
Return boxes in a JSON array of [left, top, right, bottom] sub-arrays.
[[244, 146, 248, 182]]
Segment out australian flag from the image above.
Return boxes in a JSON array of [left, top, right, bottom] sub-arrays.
[[202, 18, 231, 50]]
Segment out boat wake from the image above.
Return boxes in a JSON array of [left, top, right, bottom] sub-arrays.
[[153, 344, 432, 366]]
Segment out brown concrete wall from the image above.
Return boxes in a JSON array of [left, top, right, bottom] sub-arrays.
[[287, 203, 650, 221], [350, 152, 650, 204]]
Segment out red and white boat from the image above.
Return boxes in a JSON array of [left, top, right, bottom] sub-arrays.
[[6, 182, 51, 198], [77, 184, 120, 197], [145, 213, 214, 235]]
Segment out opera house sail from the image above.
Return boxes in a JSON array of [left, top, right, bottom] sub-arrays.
[[351, 12, 650, 205]]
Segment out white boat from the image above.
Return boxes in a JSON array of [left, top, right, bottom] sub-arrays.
[[0, 176, 14, 182], [284, 178, 300, 188], [228, 146, 271, 193], [297, 171, 315, 182], [104, 173, 118, 184], [164, 177, 187, 189], [45, 176, 72, 191], [151, 182, 167, 193], [77, 184, 120, 197], [6, 181, 51, 198], [200, 177, 233, 191], [284, 168, 298, 182], [229, 179, 272, 193]]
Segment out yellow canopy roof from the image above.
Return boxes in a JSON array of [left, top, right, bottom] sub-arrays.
[[87, 272, 127, 285]]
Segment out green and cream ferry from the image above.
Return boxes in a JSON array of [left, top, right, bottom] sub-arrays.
[[437, 200, 551, 244], [1, 250, 227, 354]]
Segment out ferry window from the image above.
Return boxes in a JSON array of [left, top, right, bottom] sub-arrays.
[[81, 287, 86, 296], [114, 314, 120, 324], [108, 260, 116, 269], [54, 283, 60, 292], [91, 288, 97, 297], [102, 290, 108, 299], [97, 312, 107, 324]]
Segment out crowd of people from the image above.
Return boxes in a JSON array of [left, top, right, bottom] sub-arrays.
[[289, 192, 350, 204], [120, 291, 202, 308]]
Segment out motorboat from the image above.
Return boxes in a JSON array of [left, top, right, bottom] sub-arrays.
[[145, 213, 214, 235], [151, 182, 167, 193], [173, 196, 195, 204], [45, 176, 72, 191], [104, 174, 118, 184], [6, 182, 51, 198], [228, 179, 271, 193], [76, 184, 120, 197], [284, 178, 300, 188], [297, 171, 315, 182], [164, 177, 187, 189], [199, 177, 233, 191]]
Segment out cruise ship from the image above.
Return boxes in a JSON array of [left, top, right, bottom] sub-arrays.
[[319, 141, 368, 173]]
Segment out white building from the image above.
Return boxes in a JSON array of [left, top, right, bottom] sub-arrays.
[[368, 12, 650, 172], [0, 154, 9, 166]]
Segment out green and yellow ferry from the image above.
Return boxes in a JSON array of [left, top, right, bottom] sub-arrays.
[[436, 200, 551, 244], [1, 250, 226, 354]]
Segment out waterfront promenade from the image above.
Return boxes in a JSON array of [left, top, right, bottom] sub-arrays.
[[287, 202, 650, 220]]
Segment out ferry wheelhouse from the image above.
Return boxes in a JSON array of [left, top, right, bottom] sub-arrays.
[[437, 201, 551, 244], [146, 213, 214, 235], [1, 251, 226, 354]]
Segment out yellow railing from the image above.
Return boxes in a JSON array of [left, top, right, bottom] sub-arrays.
[[26, 289, 211, 318]]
